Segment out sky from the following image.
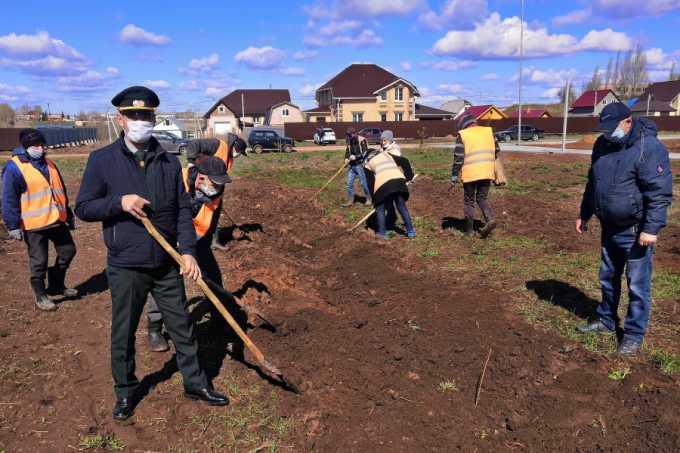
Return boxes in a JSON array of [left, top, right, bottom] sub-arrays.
[[0, 0, 678, 115]]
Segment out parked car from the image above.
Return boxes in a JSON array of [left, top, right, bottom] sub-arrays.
[[359, 128, 383, 145], [314, 127, 337, 145], [247, 128, 295, 153], [494, 125, 545, 142], [152, 130, 189, 154]]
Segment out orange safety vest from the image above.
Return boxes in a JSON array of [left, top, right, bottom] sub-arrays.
[[459, 126, 496, 183], [182, 168, 221, 239], [214, 139, 234, 172], [12, 156, 68, 231]]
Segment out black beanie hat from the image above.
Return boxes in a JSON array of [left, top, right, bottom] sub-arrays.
[[19, 128, 46, 149]]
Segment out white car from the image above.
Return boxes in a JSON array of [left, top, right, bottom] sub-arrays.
[[314, 128, 337, 145]]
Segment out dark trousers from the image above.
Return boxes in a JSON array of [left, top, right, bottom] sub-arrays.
[[597, 226, 654, 342], [24, 223, 76, 294], [463, 180, 493, 221], [147, 239, 222, 329], [376, 194, 414, 236], [107, 264, 207, 398]]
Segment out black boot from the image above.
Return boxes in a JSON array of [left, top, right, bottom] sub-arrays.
[[31, 279, 57, 311], [479, 219, 497, 239], [113, 398, 134, 421], [47, 266, 78, 298], [147, 322, 169, 352], [464, 217, 474, 236]]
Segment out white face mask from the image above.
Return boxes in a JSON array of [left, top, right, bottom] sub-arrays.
[[125, 120, 154, 143], [26, 146, 45, 159], [199, 183, 219, 197]]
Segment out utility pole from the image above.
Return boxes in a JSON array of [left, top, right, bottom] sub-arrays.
[[517, 0, 525, 146], [241, 92, 245, 130], [562, 80, 570, 153], [646, 93, 652, 116]]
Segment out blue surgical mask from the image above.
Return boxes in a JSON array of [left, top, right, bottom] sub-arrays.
[[611, 127, 626, 140]]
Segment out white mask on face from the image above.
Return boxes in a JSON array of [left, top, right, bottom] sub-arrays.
[[26, 146, 45, 159], [199, 183, 219, 197], [126, 120, 154, 143]]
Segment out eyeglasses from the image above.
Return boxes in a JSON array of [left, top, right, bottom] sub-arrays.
[[122, 110, 155, 122]]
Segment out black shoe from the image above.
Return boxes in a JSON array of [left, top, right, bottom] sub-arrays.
[[35, 294, 57, 311], [464, 217, 474, 236], [147, 330, 170, 352], [479, 220, 497, 239], [184, 387, 229, 406], [576, 320, 612, 334], [47, 267, 76, 297], [113, 398, 133, 421], [617, 337, 642, 356]]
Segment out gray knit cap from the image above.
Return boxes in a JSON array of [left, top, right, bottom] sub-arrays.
[[457, 114, 477, 130], [381, 130, 394, 142]]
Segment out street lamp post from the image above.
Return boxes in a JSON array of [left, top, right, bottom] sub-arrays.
[[517, 0, 525, 146]]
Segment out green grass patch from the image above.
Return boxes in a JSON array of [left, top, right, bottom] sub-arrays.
[[79, 434, 125, 451], [651, 349, 680, 375], [653, 271, 680, 300], [608, 367, 631, 381], [438, 380, 459, 393]]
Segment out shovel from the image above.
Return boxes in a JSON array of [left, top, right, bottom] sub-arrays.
[[313, 161, 347, 199], [140, 217, 293, 389]]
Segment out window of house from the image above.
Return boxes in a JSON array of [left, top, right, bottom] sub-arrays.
[[380, 91, 387, 102], [218, 106, 225, 113], [352, 112, 364, 122], [394, 112, 403, 121], [380, 113, 387, 122], [282, 108, 289, 117], [395, 87, 404, 102]]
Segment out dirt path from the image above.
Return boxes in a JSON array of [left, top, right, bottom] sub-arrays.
[[0, 172, 679, 452]]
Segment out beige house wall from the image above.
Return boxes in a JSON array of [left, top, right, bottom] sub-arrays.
[[334, 85, 417, 122], [269, 103, 303, 126], [206, 104, 239, 136]]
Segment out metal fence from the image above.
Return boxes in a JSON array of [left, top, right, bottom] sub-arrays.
[[284, 116, 680, 141], [0, 127, 98, 151]]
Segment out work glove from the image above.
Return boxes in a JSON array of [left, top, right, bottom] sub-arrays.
[[349, 155, 357, 162], [8, 229, 23, 241], [450, 175, 460, 185]]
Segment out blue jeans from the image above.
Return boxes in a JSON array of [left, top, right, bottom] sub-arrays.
[[376, 195, 414, 236], [597, 226, 654, 342], [347, 165, 370, 199]]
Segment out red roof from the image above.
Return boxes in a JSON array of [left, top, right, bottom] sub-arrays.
[[571, 90, 617, 108], [460, 105, 493, 119], [204, 89, 291, 118], [317, 64, 418, 99], [508, 108, 551, 119]]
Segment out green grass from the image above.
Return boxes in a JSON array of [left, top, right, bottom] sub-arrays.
[[608, 367, 631, 381], [79, 434, 125, 451], [653, 271, 680, 300], [438, 380, 459, 393], [651, 349, 680, 375]]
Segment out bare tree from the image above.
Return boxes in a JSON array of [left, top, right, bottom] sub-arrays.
[[0, 103, 16, 127], [558, 82, 577, 105], [670, 62, 679, 81], [603, 58, 614, 88], [586, 65, 602, 91]]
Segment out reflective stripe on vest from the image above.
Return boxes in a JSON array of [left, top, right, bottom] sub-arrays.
[[214, 139, 234, 172], [459, 126, 496, 183], [182, 168, 221, 239], [12, 156, 67, 231]]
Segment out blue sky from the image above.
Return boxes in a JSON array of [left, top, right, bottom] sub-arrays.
[[1, 0, 678, 114]]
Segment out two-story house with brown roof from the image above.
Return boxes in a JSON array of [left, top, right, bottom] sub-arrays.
[[204, 89, 302, 136], [631, 80, 680, 117], [303, 64, 421, 123]]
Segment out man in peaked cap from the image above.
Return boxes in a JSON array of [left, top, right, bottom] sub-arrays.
[[75, 86, 228, 421]]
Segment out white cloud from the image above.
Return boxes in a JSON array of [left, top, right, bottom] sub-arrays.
[[541, 87, 562, 100], [299, 83, 322, 96], [400, 61, 412, 71], [119, 24, 170, 46], [438, 83, 467, 94], [592, 0, 680, 17], [420, 60, 476, 71], [418, 0, 488, 30], [234, 46, 286, 69], [293, 50, 318, 60], [514, 67, 579, 87], [481, 73, 498, 81], [144, 79, 171, 89], [179, 80, 200, 91], [0, 55, 88, 76], [304, 29, 383, 48], [431, 13, 632, 59], [189, 53, 219, 71], [553, 8, 592, 26], [106, 67, 120, 76], [205, 86, 223, 97], [56, 68, 121, 93], [305, 0, 425, 19], [644, 47, 678, 70], [0, 31, 84, 60], [279, 67, 305, 76], [319, 20, 361, 35], [0, 82, 31, 102]]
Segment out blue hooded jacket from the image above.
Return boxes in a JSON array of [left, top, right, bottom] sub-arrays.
[[580, 117, 673, 235], [1, 147, 71, 231]]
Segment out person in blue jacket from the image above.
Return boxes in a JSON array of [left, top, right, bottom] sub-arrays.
[[576, 102, 673, 355], [75, 86, 228, 421], [2, 129, 77, 311]]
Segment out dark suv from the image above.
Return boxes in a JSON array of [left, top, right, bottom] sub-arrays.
[[494, 125, 545, 142], [359, 128, 383, 145], [247, 128, 295, 153]]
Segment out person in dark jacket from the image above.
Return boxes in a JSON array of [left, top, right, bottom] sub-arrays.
[[576, 103, 673, 356], [145, 156, 235, 352], [2, 129, 77, 311], [75, 86, 228, 421], [343, 127, 371, 207]]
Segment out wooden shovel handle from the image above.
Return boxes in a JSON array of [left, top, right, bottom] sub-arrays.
[[140, 217, 272, 371], [314, 161, 347, 198]]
